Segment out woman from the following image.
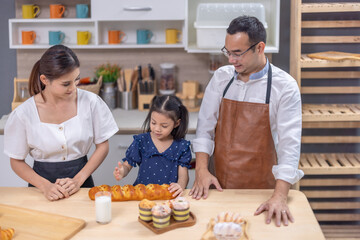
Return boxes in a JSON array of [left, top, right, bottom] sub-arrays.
[[4, 45, 118, 201]]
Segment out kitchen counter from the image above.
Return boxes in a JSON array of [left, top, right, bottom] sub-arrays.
[[0, 187, 325, 240], [0, 108, 199, 135]]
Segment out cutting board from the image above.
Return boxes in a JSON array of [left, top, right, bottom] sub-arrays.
[[0, 204, 85, 240]]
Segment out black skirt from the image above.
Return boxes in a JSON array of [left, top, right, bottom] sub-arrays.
[[29, 155, 94, 187]]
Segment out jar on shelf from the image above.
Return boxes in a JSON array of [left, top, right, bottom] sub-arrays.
[[19, 86, 30, 102], [209, 53, 224, 74], [159, 63, 176, 95]]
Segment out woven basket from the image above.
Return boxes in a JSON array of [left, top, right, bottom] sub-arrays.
[[77, 75, 103, 95]]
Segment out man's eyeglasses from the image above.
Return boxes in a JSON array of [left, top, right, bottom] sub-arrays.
[[221, 42, 260, 59]]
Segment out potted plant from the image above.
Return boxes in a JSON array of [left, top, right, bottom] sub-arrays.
[[95, 63, 121, 109]]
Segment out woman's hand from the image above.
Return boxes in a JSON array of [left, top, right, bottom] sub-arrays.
[[168, 182, 184, 197], [55, 178, 81, 196], [42, 181, 69, 201], [113, 161, 126, 181]]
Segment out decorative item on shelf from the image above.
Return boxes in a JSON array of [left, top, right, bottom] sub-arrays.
[[137, 64, 156, 111], [22, 4, 40, 19], [76, 4, 89, 19], [77, 75, 102, 95], [117, 68, 138, 110], [209, 53, 224, 74], [159, 63, 176, 95], [49, 4, 66, 18], [96, 63, 121, 109], [11, 78, 30, 111], [176, 81, 203, 112]]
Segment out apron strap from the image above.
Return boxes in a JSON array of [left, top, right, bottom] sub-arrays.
[[222, 64, 273, 104], [222, 76, 235, 98], [265, 64, 272, 104]]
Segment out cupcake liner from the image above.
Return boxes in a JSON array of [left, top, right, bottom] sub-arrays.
[[139, 207, 152, 222]]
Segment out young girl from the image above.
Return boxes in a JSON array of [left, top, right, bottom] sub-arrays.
[[113, 95, 191, 197], [4, 45, 118, 201]]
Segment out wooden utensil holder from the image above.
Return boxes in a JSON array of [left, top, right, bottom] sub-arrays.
[[138, 79, 156, 111]]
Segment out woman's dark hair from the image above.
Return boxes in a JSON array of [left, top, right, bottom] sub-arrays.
[[29, 44, 80, 99], [143, 95, 189, 140], [227, 15, 266, 45]]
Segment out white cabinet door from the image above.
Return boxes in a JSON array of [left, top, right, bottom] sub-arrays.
[[91, 0, 185, 20], [91, 135, 139, 186]]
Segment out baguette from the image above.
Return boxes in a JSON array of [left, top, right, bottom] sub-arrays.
[[88, 184, 175, 201], [0, 227, 15, 240]]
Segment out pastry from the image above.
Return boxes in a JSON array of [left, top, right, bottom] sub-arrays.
[[215, 212, 245, 225], [170, 197, 190, 222], [151, 204, 171, 228], [213, 222, 242, 240], [138, 199, 156, 222], [88, 183, 174, 201], [0, 227, 15, 240]]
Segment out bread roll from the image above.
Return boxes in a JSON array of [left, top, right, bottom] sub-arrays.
[[88, 184, 174, 201]]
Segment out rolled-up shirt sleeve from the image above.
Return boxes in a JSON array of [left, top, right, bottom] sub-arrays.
[[272, 80, 304, 184], [192, 70, 224, 156]]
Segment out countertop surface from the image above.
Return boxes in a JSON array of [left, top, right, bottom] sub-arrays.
[[0, 188, 325, 240], [0, 108, 199, 135]]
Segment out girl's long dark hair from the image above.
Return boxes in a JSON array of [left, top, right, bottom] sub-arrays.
[[29, 45, 80, 100], [143, 95, 189, 140]]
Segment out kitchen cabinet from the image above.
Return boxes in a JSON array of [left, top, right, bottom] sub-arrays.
[[9, 0, 186, 49]]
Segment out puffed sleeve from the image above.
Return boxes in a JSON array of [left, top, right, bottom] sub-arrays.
[[92, 95, 119, 144], [177, 140, 192, 168], [123, 135, 142, 167], [4, 110, 29, 160]]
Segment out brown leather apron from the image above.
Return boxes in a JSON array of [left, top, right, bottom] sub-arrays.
[[214, 65, 277, 189]]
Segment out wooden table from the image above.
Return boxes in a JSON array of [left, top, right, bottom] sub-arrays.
[[0, 188, 325, 240]]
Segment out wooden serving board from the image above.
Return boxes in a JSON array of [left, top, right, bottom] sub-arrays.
[[0, 204, 86, 240], [138, 211, 196, 234]]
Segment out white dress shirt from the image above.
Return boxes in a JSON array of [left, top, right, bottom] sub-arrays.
[[4, 88, 119, 162], [192, 61, 304, 184]]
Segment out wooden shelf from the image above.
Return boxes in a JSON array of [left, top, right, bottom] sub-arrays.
[[301, 36, 360, 44], [302, 104, 360, 122], [301, 2, 360, 13], [302, 20, 360, 28], [299, 153, 360, 174], [300, 54, 360, 68]]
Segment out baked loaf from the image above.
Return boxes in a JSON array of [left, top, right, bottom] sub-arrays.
[[0, 227, 15, 240], [88, 184, 175, 201]]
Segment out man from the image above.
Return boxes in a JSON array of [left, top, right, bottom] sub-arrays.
[[189, 16, 304, 227]]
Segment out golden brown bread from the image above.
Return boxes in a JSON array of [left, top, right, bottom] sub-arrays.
[[0, 227, 15, 240], [88, 184, 175, 201]]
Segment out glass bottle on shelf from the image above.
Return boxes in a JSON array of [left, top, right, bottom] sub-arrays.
[[209, 53, 224, 74], [20, 85, 30, 102], [159, 63, 176, 95]]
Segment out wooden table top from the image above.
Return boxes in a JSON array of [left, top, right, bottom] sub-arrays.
[[0, 187, 325, 240]]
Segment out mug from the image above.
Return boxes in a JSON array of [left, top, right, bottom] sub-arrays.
[[108, 30, 126, 44], [76, 4, 89, 18], [50, 4, 65, 18], [49, 31, 65, 45], [165, 29, 182, 44], [22, 31, 36, 44], [22, 4, 40, 19], [77, 31, 91, 45], [136, 29, 153, 44]]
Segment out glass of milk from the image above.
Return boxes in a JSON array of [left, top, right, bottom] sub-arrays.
[[95, 191, 112, 224]]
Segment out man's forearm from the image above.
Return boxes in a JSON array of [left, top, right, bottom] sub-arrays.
[[272, 179, 291, 200], [195, 152, 210, 171]]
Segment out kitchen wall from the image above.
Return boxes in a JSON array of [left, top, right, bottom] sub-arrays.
[[0, 0, 16, 116]]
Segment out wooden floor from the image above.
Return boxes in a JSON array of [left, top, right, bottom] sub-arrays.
[[321, 225, 360, 240]]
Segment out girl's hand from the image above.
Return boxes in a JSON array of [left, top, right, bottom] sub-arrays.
[[168, 182, 184, 197], [113, 161, 125, 181], [42, 181, 69, 201], [55, 178, 80, 196]]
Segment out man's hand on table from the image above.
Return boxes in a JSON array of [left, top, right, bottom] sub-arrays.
[[189, 168, 223, 199]]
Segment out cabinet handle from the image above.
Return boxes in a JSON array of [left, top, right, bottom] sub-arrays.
[[123, 7, 152, 11], [118, 145, 129, 149]]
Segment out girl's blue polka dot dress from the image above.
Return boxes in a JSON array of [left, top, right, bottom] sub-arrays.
[[123, 132, 192, 186]]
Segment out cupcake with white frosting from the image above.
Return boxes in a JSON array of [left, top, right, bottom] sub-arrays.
[[151, 204, 171, 228], [171, 197, 190, 222]]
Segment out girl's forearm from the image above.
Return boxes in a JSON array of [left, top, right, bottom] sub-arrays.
[[177, 166, 189, 189]]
